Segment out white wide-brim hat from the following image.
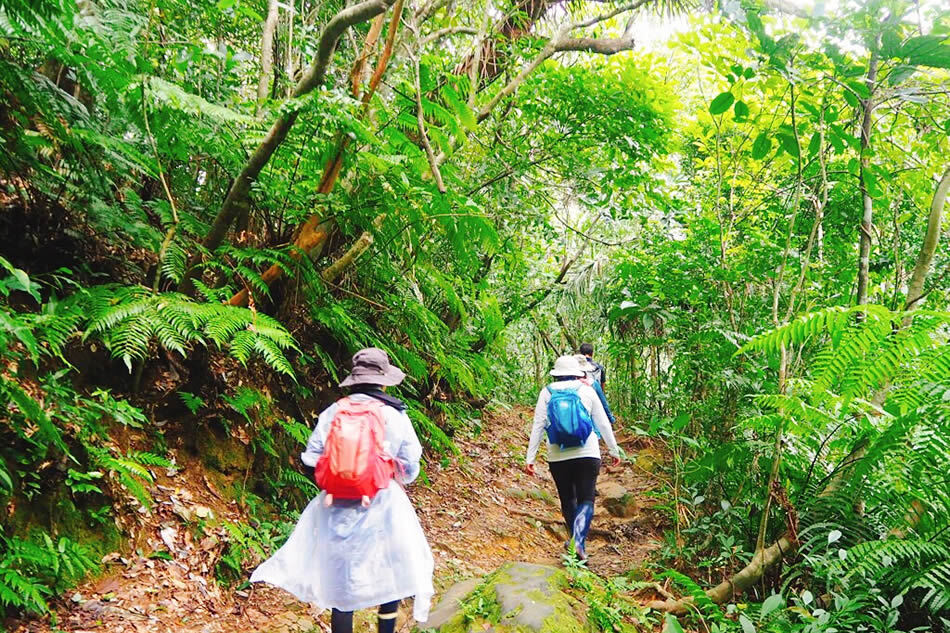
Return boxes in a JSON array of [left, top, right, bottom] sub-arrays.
[[572, 354, 596, 372], [550, 355, 585, 377]]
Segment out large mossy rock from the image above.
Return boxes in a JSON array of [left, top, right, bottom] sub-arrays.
[[599, 481, 637, 518], [422, 562, 590, 633]]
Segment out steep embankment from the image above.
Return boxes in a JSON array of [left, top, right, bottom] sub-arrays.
[[8, 406, 668, 633]]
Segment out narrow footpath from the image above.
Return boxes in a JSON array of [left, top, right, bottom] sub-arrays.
[[9, 406, 668, 633]]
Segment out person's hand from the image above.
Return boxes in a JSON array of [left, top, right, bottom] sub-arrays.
[[524, 463, 537, 477], [610, 456, 623, 468]]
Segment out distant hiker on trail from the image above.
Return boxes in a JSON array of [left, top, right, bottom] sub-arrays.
[[573, 353, 615, 425], [250, 348, 434, 632], [579, 342, 606, 386], [525, 355, 622, 561]]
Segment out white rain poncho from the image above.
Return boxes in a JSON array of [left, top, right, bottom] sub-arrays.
[[250, 394, 434, 621]]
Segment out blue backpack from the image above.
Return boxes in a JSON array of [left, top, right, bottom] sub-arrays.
[[545, 386, 594, 448]]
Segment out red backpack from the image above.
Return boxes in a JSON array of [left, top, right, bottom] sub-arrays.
[[314, 397, 395, 507]]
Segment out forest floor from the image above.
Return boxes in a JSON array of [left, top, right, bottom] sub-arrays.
[[7, 405, 670, 633]]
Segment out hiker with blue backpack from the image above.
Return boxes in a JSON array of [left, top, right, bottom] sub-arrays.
[[250, 348, 434, 633], [573, 353, 615, 426], [525, 355, 623, 561]]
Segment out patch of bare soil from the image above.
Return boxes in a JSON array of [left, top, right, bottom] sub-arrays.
[[6, 406, 668, 633]]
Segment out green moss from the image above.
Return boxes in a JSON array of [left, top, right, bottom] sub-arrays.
[[52, 494, 122, 558], [199, 422, 252, 475], [426, 563, 592, 633]]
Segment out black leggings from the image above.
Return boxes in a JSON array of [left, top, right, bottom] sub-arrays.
[[548, 457, 601, 533], [331, 601, 399, 633]]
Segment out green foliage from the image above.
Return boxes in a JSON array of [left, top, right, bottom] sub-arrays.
[[216, 519, 293, 586], [0, 532, 98, 617], [563, 559, 650, 632], [80, 285, 298, 376]]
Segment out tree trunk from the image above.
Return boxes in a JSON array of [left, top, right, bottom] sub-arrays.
[[454, 0, 556, 83], [904, 165, 950, 313], [179, 0, 397, 294], [257, 0, 280, 105], [856, 50, 879, 306], [555, 312, 577, 351], [320, 214, 386, 284]]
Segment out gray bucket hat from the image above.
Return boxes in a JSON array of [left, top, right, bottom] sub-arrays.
[[339, 347, 406, 387]]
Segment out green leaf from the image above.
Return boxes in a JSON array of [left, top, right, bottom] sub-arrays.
[[751, 132, 772, 159], [778, 133, 799, 157], [709, 91, 736, 115], [734, 100, 750, 120], [843, 88, 860, 108], [888, 64, 918, 85], [902, 36, 950, 68], [216, 0, 236, 9], [807, 132, 821, 157], [847, 80, 870, 100], [761, 593, 784, 618], [5, 269, 41, 303], [740, 614, 756, 633], [663, 614, 685, 633], [863, 168, 883, 198], [881, 29, 902, 58]]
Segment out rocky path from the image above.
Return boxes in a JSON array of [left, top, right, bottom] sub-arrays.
[[8, 406, 668, 633]]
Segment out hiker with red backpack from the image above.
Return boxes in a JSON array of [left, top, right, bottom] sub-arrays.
[[250, 348, 433, 632], [524, 355, 623, 561]]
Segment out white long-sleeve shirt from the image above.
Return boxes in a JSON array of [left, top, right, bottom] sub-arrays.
[[526, 380, 620, 465]]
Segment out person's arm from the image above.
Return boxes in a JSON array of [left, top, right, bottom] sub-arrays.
[[525, 388, 549, 466], [393, 411, 423, 484], [593, 380, 615, 424], [586, 386, 620, 459], [301, 408, 333, 468]]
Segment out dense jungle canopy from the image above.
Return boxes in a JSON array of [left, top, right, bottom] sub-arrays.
[[1, 0, 950, 630]]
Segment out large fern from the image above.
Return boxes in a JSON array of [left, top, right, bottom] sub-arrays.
[[744, 304, 950, 622], [76, 285, 298, 376]]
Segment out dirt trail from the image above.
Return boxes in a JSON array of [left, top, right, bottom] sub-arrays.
[[8, 406, 667, 633]]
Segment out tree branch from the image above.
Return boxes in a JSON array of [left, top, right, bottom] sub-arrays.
[[554, 36, 635, 54], [422, 26, 478, 47], [412, 37, 447, 192]]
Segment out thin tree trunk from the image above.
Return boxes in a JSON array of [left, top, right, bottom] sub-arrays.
[[320, 214, 386, 284], [904, 165, 950, 313], [257, 0, 280, 105], [285, 0, 296, 94], [757, 84, 804, 553], [555, 312, 577, 351], [856, 50, 879, 306]]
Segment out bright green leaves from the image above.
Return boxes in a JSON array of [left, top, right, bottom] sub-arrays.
[[734, 100, 750, 120], [862, 165, 886, 199], [751, 132, 772, 159], [777, 130, 799, 158], [899, 35, 950, 69], [709, 91, 735, 115]]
